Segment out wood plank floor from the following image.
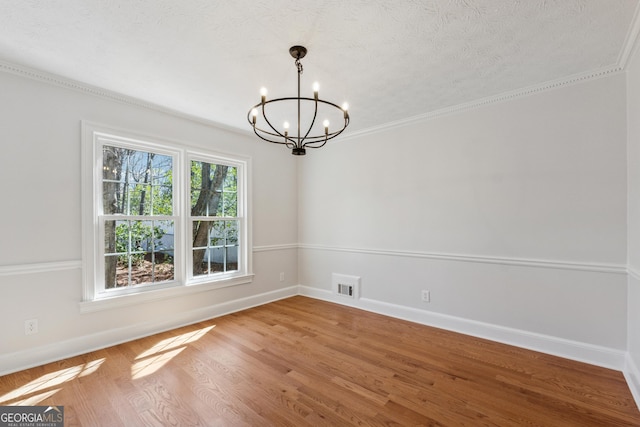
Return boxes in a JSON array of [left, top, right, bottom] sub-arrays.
[[1, 296, 639, 426]]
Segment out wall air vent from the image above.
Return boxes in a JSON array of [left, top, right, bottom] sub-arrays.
[[338, 283, 353, 297], [332, 273, 360, 299]]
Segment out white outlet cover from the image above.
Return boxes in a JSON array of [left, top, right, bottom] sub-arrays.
[[421, 290, 430, 302], [25, 319, 38, 335]]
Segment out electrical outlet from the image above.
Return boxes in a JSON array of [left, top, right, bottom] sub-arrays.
[[280, 272, 285, 282], [421, 290, 430, 303], [25, 318, 38, 335]]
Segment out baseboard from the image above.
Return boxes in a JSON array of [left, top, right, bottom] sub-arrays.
[[1, 284, 629, 380], [298, 286, 626, 371], [625, 353, 640, 405], [0, 286, 298, 376]]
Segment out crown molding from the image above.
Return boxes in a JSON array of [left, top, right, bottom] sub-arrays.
[[0, 59, 252, 138], [342, 65, 624, 141], [617, 0, 640, 69]]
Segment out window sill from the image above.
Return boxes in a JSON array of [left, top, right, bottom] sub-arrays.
[[79, 273, 254, 314]]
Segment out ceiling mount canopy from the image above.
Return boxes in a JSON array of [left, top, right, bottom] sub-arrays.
[[248, 45, 350, 155]]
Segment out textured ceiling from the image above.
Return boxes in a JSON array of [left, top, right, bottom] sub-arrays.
[[0, 0, 638, 135]]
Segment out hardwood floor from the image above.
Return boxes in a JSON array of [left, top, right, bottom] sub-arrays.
[[1, 296, 639, 426]]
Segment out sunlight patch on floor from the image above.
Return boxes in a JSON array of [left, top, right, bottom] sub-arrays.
[[131, 324, 215, 379], [131, 347, 185, 379], [0, 358, 105, 405], [136, 325, 215, 360]]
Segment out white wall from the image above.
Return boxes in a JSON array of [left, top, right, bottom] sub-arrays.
[[0, 70, 299, 374], [0, 60, 634, 385], [298, 73, 629, 367], [626, 38, 640, 402]]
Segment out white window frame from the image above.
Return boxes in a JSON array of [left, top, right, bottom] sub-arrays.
[[80, 122, 252, 313], [186, 151, 249, 285]]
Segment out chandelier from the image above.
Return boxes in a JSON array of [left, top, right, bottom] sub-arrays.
[[247, 46, 350, 155]]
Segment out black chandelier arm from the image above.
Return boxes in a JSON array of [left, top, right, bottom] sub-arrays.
[[250, 117, 349, 149], [302, 130, 344, 149], [302, 116, 350, 149], [300, 96, 319, 144], [247, 96, 349, 148], [302, 136, 328, 149], [247, 97, 304, 144], [260, 102, 287, 144], [250, 124, 295, 148], [248, 97, 346, 115], [247, 103, 297, 148]]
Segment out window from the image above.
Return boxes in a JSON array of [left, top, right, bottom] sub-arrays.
[[189, 158, 240, 280], [81, 122, 251, 308]]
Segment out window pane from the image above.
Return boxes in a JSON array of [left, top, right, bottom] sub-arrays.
[[103, 183, 125, 215], [226, 220, 239, 246], [104, 220, 118, 254], [192, 248, 208, 277], [153, 184, 173, 215], [191, 219, 239, 277], [153, 252, 174, 282], [209, 247, 225, 272], [103, 146, 124, 180], [192, 220, 209, 277], [191, 161, 234, 217], [191, 189, 201, 212], [155, 220, 174, 253], [127, 183, 152, 215], [226, 246, 238, 272], [105, 254, 119, 289], [209, 221, 224, 247], [224, 167, 237, 192], [192, 220, 208, 249], [152, 154, 173, 185], [105, 219, 174, 288], [103, 146, 173, 216], [222, 192, 237, 217]]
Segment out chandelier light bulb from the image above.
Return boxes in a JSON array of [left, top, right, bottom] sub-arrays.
[[323, 120, 330, 135], [251, 108, 258, 125], [283, 121, 290, 130], [260, 87, 267, 104]]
